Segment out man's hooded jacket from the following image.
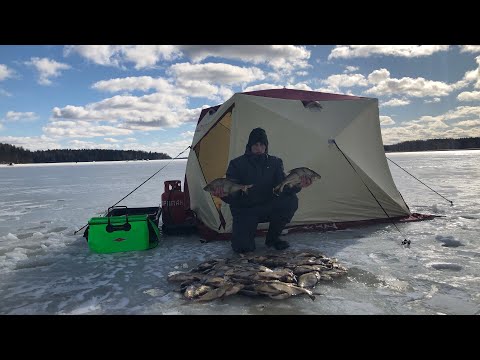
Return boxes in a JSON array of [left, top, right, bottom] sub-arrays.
[[223, 128, 300, 208]]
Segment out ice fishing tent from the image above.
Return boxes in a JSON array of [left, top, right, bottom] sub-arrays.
[[185, 88, 412, 240]]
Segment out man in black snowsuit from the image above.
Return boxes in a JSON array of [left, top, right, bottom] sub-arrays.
[[212, 128, 312, 253]]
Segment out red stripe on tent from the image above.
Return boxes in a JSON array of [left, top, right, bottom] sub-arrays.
[[196, 89, 367, 126], [242, 88, 367, 101], [195, 213, 438, 242]]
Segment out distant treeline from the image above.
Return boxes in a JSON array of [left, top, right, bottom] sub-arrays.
[[0, 143, 171, 164], [384, 137, 480, 152], [2, 136, 480, 164]]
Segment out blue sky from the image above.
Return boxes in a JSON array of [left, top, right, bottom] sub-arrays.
[[1, 45, 479, 157]]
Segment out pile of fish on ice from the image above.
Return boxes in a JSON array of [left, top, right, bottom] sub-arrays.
[[167, 250, 348, 302]]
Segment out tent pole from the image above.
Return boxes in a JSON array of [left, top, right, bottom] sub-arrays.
[[331, 139, 411, 247]]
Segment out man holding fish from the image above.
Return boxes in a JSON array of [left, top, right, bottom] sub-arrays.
[[204, 128, 320, 254]]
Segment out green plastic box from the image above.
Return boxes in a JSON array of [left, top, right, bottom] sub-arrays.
[[87, 212, 160, 254]]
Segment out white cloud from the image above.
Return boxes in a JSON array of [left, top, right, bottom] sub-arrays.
[[424, 98, 441, 103], [153, 139, 192, 158], [452, 71, 479, 91], [64, 45, 182, 69], [452, 56, 480, 90], [64, 45, 124, 67], [461, 70, 478, 85], [457, 91, 480, 101], [0, 88, 12, 97], [265, 71, 284, 83], [317, 66, 458, 99], [92, 76, 175, 93], [44, 120, 133, 138], [0, 64, 14, 81], [68, 139, 120, 150], [0, 135, 61, 151], [4, 111, 38, 121], [365, 69, 454, 100], [367, 69, 390, 84], [365, 71, 454, 98], [52, 105, 105, 121], [286, 83, 313, 91], [426, 121, 449, 129], [215, 86, 235, 102], [179, 45, 311, 72], [25, 57, 71, 85], [174, 79, 223, 100], [120, 45, 182, 69], [321, 73, 368, 91], [51, 92, 193, 127], [380, 116, 395, 125], [344, 66, 359, 73], [104, 137, 121, 143], [119, 138, 192, 158], [71, 139, 135, 150], [329, 45, 450, 60], [313, 86, 341, 93], [381, 98, 410, 107], [382, 122, 450, 145], [459, 46, 480, 53], [168, 62, 265, 85], [64, 45, 311, 74], [440, 127, 480, 139], [381, 106, 480, 145], [453, 119, 480, 127], [419, 106, 480, 122], [119, 108, 201, 131], [180, 131, 194, 138]]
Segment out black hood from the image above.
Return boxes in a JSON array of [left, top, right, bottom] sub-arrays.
[[245, 127, 269, 154]]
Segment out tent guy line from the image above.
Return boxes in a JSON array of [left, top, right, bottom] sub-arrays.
[[73, 145, 191, 236], [331, 138, 411, 247], [386, 157, 454, 206]]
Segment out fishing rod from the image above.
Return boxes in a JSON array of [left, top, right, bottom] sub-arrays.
[[386, 157, 453, 206], [73, 146, 191, 235], [331, 139, 411, 247]]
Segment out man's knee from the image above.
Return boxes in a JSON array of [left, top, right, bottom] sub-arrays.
[[275, 193, 298, 213], [289, 194, 299, 212]]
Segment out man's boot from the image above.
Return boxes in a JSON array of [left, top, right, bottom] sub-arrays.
[[265, 238, 289, 250], [265, 221, 290, 250]]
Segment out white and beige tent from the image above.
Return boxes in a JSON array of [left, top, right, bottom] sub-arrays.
[[185, 88, 415, 240]]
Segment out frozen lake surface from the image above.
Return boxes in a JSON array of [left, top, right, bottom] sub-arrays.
[[0, 151, 479, 315]]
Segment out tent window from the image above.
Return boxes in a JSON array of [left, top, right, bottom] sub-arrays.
[[194, 110, 232, 209], [302, 100, 323, 112]]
